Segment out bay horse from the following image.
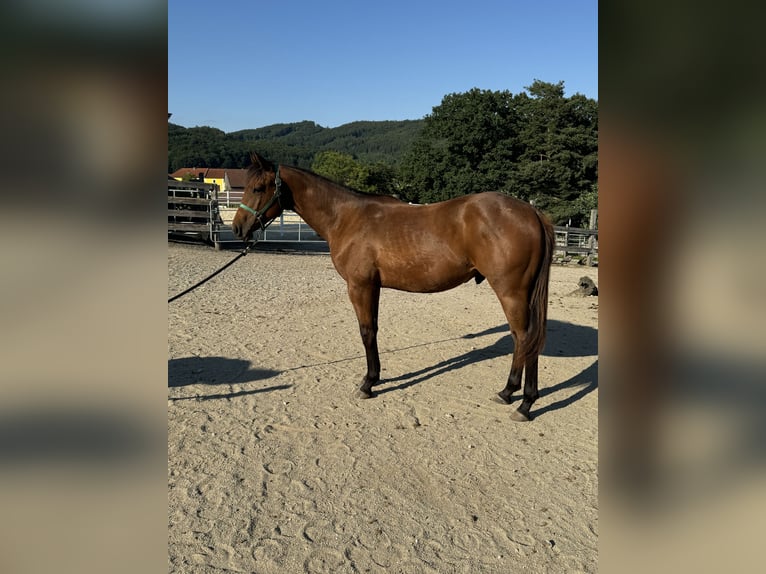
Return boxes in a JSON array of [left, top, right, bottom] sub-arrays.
[[232, 153, 555, 421]]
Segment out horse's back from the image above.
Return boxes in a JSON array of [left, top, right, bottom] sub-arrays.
[[351, 192, 537, 234]]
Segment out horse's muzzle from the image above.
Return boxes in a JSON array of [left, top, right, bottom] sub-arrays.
[[232, 220, 248, 240]]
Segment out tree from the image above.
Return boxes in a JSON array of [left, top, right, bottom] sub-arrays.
[[399, 82, 598, 225], [509, 82, 598, 224], [311, 151, 370, 191], [399, 88, 520, 203], [311, 151, 400, 196]]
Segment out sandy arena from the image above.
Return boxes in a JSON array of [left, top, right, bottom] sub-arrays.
[[168, 242, 598, 573]]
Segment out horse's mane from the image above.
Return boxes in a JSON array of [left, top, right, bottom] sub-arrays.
[[246, 159, 400, 201], [288, 165, 401, 201]]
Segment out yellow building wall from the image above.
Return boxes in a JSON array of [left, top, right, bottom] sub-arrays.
[[170, 174, 222, 190]]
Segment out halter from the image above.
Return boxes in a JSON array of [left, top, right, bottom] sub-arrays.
[[238, 165, 283, 234]]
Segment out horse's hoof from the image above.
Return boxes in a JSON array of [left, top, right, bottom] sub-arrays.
[[492, 393, 512, 405], [510, 409, 531, 422], [354, 389, 375, 400]]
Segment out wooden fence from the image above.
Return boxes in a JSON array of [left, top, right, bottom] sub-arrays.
[[168, 180, 223, 249], [553, 225, 598, 265]]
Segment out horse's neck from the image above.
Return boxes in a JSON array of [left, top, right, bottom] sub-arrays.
[[284, 168, 354, 241]]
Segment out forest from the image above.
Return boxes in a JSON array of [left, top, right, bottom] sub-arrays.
[[168, 81, 597, 226], [168, 119, 421, 172]]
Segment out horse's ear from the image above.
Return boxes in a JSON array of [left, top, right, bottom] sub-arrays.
[[249, 151, 273, 172]]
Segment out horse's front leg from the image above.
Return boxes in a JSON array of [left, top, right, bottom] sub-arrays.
[[347, 280, 381, 399]]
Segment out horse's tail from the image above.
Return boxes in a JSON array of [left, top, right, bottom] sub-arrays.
[[525, 209, 555, 361]]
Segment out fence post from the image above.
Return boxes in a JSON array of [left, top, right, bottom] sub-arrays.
[[586, 209, 598, 266]]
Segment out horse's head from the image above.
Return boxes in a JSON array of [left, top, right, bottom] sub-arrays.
[[232, 152, 285, 241]]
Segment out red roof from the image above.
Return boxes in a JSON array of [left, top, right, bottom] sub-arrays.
[[224, 169, 249, 189], [170, 167, 211, 179]]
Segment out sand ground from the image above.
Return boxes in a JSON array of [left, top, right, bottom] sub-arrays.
[[168, 242, 598, 573]]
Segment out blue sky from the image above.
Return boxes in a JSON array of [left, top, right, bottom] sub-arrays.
[[168, 0, 597, 133]]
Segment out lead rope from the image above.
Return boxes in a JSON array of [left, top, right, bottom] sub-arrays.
[[168, 219, 274, 303], [169, 166, 281, 303]]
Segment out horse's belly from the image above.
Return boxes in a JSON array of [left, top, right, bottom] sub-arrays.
[[378, 258, 473, 293]]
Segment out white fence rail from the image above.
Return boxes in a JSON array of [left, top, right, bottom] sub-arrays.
[[553, 225, 598, 265], [214, 209, 325, 248]]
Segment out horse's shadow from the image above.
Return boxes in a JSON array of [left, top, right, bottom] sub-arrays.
[[168, 356, 288, 401], [534, 359, 598, 419], [376, 320, 598, 416], [460, 319, 598, 358]]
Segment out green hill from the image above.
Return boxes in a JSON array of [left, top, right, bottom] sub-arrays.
[[168, 119, 423, 173]]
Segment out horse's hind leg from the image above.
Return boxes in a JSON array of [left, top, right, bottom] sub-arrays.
[[495, 291, 537, 421], [496, 330, 523, 404], [347, 280, 381, 399], [513, 355, 540, 422]]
